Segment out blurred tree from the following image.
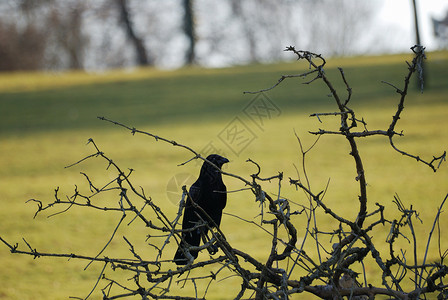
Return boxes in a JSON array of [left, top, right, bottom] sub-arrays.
[[46, 2, 88, 70], [432, 11, 448, 48], [300, 0, 376, 56], [0, 0, 89, 70], [0, 0, 49, 71], [0, 0, 380, 71], [0, 22, 47, 71], [182, 0, 196, 65], [230, 0, 259, 63], [116, 0, 152, 66], [224, 0, 295, 64]]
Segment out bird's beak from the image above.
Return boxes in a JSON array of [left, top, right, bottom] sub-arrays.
[[220, 157, 229, 165]]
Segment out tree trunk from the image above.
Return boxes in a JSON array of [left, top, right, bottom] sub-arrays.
[[116, 0, 151, 66], [230, 0, 259, 63], [182, 0, 196, 65]]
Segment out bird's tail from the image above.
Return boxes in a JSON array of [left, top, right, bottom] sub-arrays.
[[174, 246, 188, 265], [173, 245, 198, 265]]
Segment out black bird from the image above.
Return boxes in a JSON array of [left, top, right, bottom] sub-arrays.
[[174, 154, 229, 265]]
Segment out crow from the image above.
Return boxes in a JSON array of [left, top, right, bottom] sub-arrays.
[[174, 154, 229, 265]]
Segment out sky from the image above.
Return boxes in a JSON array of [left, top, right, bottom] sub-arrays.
[[378, 0, 448, 52]]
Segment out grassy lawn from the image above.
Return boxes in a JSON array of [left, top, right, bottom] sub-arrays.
[[0, 51, 447, 299]]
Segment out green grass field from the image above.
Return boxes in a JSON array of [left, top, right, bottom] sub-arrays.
[[1, 51, 448, 299]]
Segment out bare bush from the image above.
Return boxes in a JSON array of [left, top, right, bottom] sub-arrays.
[[1, 46, 447, 299]]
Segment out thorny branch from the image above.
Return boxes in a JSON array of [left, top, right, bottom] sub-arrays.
[[1, 46, 447, 299]]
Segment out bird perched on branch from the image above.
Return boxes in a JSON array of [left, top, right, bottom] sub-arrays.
[[174, 154, 229, 265]]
